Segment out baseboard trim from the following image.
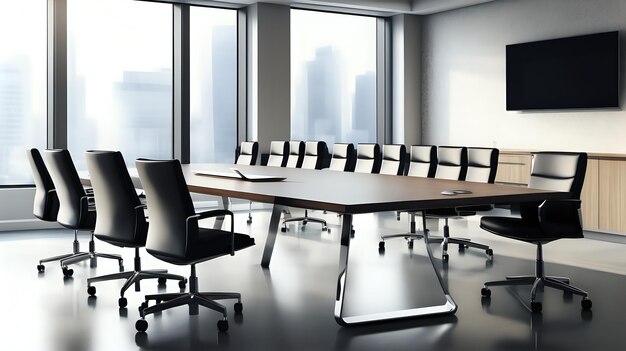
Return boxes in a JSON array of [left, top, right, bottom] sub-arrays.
[[0, 219, 62, 232]]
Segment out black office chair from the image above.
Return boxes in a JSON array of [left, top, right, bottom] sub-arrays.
[[423, 147, 498, 261], [235, 141, 259, 166], [44, 149, 123, 277], [419, 146, 471, 260], [135, 158, 255, 333], [84, 150, 187, 308], [354, 143, 382, 174], [285, 140, 305, 168], [379, 145, 437, 250], [266, 141, 289, 167], [379, 144, 407, 176], [480, 152, 591, 313], [235, 141, 259, 224], [28, 148, 80, 273], [328, 143, 356, 172], [406, 145, 438, 178], [282, 141, 329, 232]]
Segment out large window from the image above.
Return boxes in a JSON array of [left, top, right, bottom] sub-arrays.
[[190, 7, 238, 164], [291, 10, 377, 144], [67, 0, 173, 170], [0, 1, 46, 185]]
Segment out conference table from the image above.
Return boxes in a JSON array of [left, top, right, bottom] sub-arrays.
[[84, 163, 568, 326]]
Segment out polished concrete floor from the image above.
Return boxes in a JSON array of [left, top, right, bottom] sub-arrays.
[[1, 208, 625, 351]]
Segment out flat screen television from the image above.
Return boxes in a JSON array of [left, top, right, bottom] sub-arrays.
[[506, 31, 620, 110]]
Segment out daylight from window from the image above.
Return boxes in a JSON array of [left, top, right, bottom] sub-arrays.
[[190, 7, 238, 164], [0, 0, 46, 185], [67, 0, 173, 170], [291, 10, 377, 145]]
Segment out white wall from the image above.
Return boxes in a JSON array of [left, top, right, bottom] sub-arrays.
[[421, 0, 626, 153]]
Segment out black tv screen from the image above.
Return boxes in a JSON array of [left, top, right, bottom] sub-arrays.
[[506, 31, 619, 110]]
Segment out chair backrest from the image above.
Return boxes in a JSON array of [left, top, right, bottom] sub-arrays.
[[379, 144, 407, 176], [136, 159, 197, 261], [27, 148, 59, 222], [300, 141, 328, 170], [328, 143, 356, 172], [86, 150, 147, 246], [267, 141, 289, 167], [236, 141, 259, 166], [407, 145, 437, 178], [528, 152, 588, 199], [434, 146, 468, 181], [43, 149, 92, 229], [285, 140, 305, 168], [354, 143, 382, 174], [465, 147, 499, 184]]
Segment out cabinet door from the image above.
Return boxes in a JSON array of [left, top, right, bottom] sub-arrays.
[[598, 160, 626, 233], [495, 154, 531, 185], [580, 159, 598, 230]]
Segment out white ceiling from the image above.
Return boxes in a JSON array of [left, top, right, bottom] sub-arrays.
[[171, 0, 497, 15]]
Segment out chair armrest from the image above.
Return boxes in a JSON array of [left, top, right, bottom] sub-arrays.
[[186, 209, 236, 255], [537, 199, 583, 238]]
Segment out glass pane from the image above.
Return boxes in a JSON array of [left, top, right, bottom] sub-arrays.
[[67, 0, 173, 170], [190, 7, 238, 164], [291, 10, 377, 144], [0, 1, 46, 185]]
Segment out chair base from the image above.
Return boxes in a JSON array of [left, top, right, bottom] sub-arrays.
[[282, 209, 328, 232], [87, 248, 187, 307], [379, 211, 430, 250], [137, 264, 242, 333], [380, 215, 492, 260], [58, 231, 123, 276], [481, 243, 591, 312]]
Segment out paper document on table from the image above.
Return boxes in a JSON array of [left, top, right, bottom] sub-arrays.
[[193, 168, 286, 182]]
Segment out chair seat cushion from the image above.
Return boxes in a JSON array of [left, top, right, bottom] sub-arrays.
[[95, 235, 144, 248], [148, 229, 255, 265], [480, 216, 557, 243]]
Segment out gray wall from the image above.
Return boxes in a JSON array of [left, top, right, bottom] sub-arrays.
[[247, 3, 291, 154], [421, 0, 626, 152], [392, 14, 422, 145]]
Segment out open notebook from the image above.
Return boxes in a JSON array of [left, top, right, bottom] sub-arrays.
[[193, 168, 286, 182]]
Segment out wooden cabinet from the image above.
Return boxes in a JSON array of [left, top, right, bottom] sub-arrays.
[[496, 150, 626, 234], [598, 159, 626, 233], [495, 153, 532, 186]]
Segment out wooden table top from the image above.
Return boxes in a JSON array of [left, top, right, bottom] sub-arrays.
[[176, 163, 567, 214]]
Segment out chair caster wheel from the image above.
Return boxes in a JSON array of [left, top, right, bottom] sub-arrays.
[[87, 286, 96, 296], [62, 267, 74, 277], [326, 228, 331, 233], [158, 277, 167, 285], [246, 219, 252, 225], [119, 297, 128, 308], [458, 245, 465, 252], [531, 301, 542, 313], [486, 248, 494, 256], [581, 298, 592, 310], [302, 220, 308, 225], [179, 279, 187, 289], [37, 264, 45, 273], [217, 319, 229, 332], [442, 253, 449, 261], [234, 302, 243, 314], [139, 302, 148, 314], [281, 227, 287, 233], [407, 240, 414, 250], [135, 319, 148, 332], [481, 287, 491, 297]]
